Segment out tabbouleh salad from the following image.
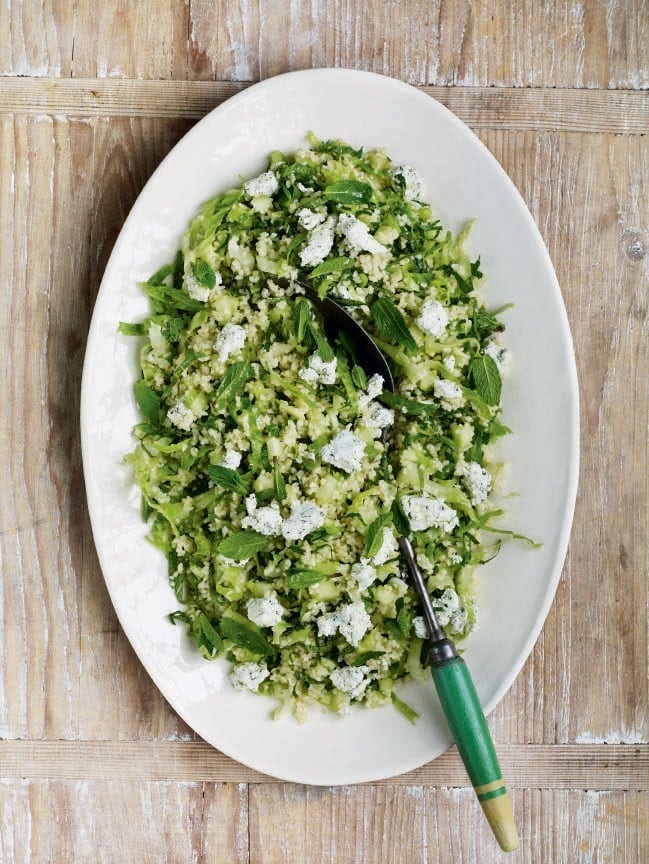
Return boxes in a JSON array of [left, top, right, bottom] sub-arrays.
[[121, 133, 517, 722]]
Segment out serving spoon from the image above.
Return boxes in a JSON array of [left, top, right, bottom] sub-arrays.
[[311, 292, 519, 853]]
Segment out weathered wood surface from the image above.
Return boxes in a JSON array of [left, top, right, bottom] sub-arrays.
[[1, 1, 648, 862]]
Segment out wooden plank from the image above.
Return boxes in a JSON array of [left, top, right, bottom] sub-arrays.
[[3, 0, 648, 89], [0, 741, 647, 789], [0, 779, 249, 864], [0, 78, 648, 134], [248, 787, 648, 864]]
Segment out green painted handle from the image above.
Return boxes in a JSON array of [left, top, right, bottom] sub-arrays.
[[432, 656, 519, 851]]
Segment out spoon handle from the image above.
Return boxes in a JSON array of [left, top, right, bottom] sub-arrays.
[[430, 655, 519, 852]]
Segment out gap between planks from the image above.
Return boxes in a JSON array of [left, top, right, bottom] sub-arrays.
[[0, 741, 646, 789], [0, 78, 647, 133]]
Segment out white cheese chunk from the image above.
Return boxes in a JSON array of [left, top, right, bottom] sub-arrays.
[[244, 170, 279, 197], [317, 601, 371, 647], [220, 448, 242, 470], [484, 340, 512, 375], [363, 401, 395, 437], [299, 353, 337, 386], [433, 588, 467, 633], [351, 558, 377, 591], [167, 401, 195, 431], [321, 429, 366, 474], [433, 377, 464, 408], [413, 616, 428, 639], [297, 207, 326, 231], [391, 164, 425, 200], [242, 502, 283, 536], [281, 500, 326, 541], [416, 299, 448, 338], [372, 527, 398, 566], [464, 461, 491, 505], [246, 595, 285, 628], [215, 323, 246, 363], [299, 217, 336, 268], [402, 495, 459, 533], [229, 661, 270, 692], [184, 274, 212, 302], [330, 665, 371, 699], [337, 213, 387, 256]]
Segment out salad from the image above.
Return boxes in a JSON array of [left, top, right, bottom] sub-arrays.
[[121, 134, 516, 722]]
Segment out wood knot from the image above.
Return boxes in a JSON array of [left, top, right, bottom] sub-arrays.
[[621, 230, 646, 262]]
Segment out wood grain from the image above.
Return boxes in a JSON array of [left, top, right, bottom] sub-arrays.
[[2, 0, 648, 88], [1, 78, 648, 135], [0, 741, 646, 789]]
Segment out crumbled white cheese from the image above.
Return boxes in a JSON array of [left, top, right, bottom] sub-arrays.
[[244, 170, 279, 197], [484, 340, 512, 375], [297, 207, 326, 231], [330, 665, 371, 699], [402, 495, 459, 533], [359, 372, 385, 408], [220, 448, 242, 470], [391, 164, 425, 200], [215, 323, 246, 363], [230, 661, 270, 692], [464, 461, 491, 505], [363, 401, 395, 437], [185, 274, 212, 302], [337, 214, 387, 256], [372, 527, 398, 566], [413, 616, 428, 639], [317, 602, 371, 647], [172, 534, 192, 556], [416, 299, 448, 338], [299, 216, 336, 268], [433, 588, 467, 633], [299, 353, 337, 386], [296, 181, 314, 194], [167, 401, 195, 431], [351, 558, 377, 591], [321, 429, 366, 474], [242, 501, 283, 536], [246, 595, 285, 628], [245, 493, 258, 515], [448, 549, 463, 564], [433, 377, 464, 407], [281, 500, 326, 541], [444, 355, 456, 371]]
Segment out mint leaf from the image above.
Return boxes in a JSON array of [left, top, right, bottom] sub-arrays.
[[391, 497, 410, 536], [145, 282, 204, 312], [379, 390, 436, 417], [468, 355, 502, 406], [207, 465, 249, 495], [134, 380, 160, 425], [172, 250, 184, 291], [217, 530, 268, 560], [471, 306, 503, 342], [193, 259, 216, 288], [364, 513, 393, 558], [370, 298, 417, 352], [292, 299, 311, 343], [273, 460, 287, 502], [214, 361, 253, 409], [391, 692, 420, 725], [285, 569, 325, 590], [194, 612, 223, 656], [323, 180, 373, 206], [310, 256, 354, 278], [161, 316, 184, 344], [220, 617, 274, 657]]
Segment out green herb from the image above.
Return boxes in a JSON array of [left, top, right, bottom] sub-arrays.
[[118, 321, 146, 336], [310, 256, 354, 278], [370, 298, 418, 352], [292, 299, 311, 343], [380, 390, 436, 417], [472, 307, 504, 342], [324, 179, 373, 206], [352, 651, 384, 666], [193, 259, 217, 288], [391, 692, 420, 724], [468, 355, 502, 406], [172, 250, 184, 291], [273, 460, 287, 502], [145, 282, 204, 312], [207, 465, 249, 495], [217, 530, 268, 560], [351, 364, 368, 390], [161, 316, 185, 344], [363, 513, 393, 558], [147, 263, 174, 286], [396, 599, 412, 637], [391, 498, 410, 536], [214, 361, 253, 409], [194, 612, 223, 656], [220, 616, 275, 657], [286, 569, 325, 590], [134, 380, 160, 425]]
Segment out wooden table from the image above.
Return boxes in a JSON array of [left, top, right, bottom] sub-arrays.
[[1, 3, 647, 861]]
